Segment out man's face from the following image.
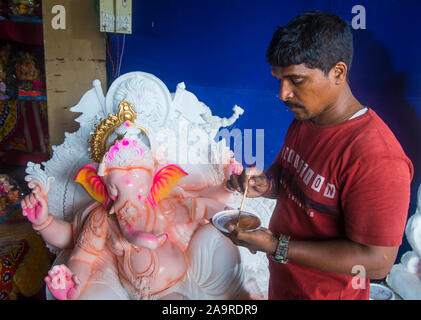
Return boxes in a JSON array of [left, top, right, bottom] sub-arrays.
[[271, 64, 339, 121]]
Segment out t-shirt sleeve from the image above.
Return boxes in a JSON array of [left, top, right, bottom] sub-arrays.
[[341, 155, 413, 247]]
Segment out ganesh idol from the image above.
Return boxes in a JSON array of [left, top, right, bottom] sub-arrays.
[[20, 100, 249, 300]]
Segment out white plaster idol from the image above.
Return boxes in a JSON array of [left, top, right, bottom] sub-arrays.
[[387, 184, 421, 299], [21, 72, 275, 300]]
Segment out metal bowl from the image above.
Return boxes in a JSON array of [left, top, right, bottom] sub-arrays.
[[212, 209, 261, 233]]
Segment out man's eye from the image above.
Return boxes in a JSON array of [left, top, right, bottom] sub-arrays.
[[292, 79, 304, 85]]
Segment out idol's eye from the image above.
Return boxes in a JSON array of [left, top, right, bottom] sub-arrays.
[[138, 186, 147, 195], [108, 185, 118, 198]]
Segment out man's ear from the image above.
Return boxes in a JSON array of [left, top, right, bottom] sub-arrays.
[[331, 62, 348, 84]]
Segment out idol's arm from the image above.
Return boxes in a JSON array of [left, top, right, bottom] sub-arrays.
[[21, 192, 73, 249]]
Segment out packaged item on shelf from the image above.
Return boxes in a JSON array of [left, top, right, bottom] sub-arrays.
[[8, 0, 41, 22], [16, 50, 44, 97], [9, 0, 37, 16], [0, 174, 23, 223], [0, 44, 10, 100]]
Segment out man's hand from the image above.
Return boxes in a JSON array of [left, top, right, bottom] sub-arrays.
[[226, 166, 271, 198], [222, 221, 278, 255]]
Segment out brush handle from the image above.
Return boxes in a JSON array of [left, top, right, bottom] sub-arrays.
[[237, 168, 253, 225], [239, 182, 249, 212]]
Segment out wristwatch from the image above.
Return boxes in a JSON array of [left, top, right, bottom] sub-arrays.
[[270, 234, 290, 264]]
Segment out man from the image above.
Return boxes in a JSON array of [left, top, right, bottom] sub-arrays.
[[225, 10, 413, 300]]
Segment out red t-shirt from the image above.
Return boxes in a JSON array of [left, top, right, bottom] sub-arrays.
[[267, 108, 414, 300]]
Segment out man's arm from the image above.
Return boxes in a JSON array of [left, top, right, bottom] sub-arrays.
[[286, 239, 398, 279], [225, 225, 398, 279]]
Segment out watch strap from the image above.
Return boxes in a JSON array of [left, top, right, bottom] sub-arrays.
[[270, 234, 290, 264]]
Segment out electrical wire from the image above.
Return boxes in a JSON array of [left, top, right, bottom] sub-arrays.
[[105, 34, 116, 79], [117, 34, 126, 77], [105, 31, 126, 79], [114, 34, 119, 78]]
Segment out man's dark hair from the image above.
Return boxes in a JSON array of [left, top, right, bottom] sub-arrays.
[[266, 10, 353, 78]]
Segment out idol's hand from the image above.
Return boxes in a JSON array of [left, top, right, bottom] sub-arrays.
[[225, 166, 271, 198], [44, 264, 80, 300], [21, 192, 49, 225], [223, 156, 244, 179], [222, 221, 278, 255]]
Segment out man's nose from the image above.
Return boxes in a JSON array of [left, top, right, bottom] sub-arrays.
[[279, 81, 294, 101]]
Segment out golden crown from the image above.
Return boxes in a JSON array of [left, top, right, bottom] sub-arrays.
[[88, 99, 149, 162]]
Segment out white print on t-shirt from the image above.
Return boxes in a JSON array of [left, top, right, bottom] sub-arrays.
[[283, 180, 316, 218], [280, 146, 336, 200]]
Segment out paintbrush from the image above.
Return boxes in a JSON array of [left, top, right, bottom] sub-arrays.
[[237, 164, 253, 228]]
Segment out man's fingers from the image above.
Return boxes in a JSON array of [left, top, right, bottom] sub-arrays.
[[226, 222, 238, 234], [225, 179, 235, 191], [227, 174, 245, 193], [259, 227, 273, 236], [250, 175, 268, 187]]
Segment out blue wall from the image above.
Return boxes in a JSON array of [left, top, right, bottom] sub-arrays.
[[107, 0, 421, 261]]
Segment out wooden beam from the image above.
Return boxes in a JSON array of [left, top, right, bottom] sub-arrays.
[[42, 0, 106, 147]]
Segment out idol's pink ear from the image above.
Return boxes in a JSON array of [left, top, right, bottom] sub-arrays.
[[148, 165, 188, 207], [74, 164, 110, 207]]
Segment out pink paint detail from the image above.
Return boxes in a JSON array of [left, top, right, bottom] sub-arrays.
[[105, 143, 120, 162], [125, 178, 131, 185], [44, 265, 76, 300], [137, 195, 142, 200], [74, 165, 109, 206], [124, 121, 131, 127], [148, 165, 188, 205], [137, 233, 158, 242], [125, 225, 158, 243], [73, 165, 97, 182], [23, 206, 38, 223], [147, 195, 156, 207], [105, 138, 144, 163]]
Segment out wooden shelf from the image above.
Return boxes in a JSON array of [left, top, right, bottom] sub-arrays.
[[0, 19, 43, 46]]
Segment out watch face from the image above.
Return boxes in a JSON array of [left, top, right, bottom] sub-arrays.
[[369, 283, 395, 300]]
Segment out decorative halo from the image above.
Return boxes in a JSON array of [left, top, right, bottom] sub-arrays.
[[88, 99, 149, 162]]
